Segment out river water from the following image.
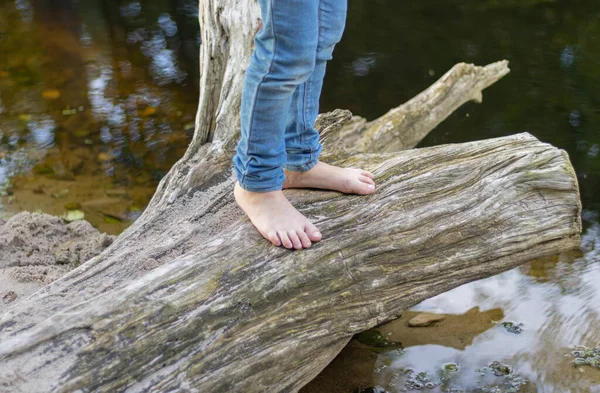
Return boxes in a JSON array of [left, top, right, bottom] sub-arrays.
[[0, 0, 199, 233], [0, 0, 599, 392]]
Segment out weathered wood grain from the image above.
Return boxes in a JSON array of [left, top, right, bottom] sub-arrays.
[[0, 0, 581, 392], [0, 133, 581, 393]]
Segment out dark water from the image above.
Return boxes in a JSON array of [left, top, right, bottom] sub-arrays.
[[322, 0, 600, 222], [0, 0, 199, 233], [1, 0, 599, 391]]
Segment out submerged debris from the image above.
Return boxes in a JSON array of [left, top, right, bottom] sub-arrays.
[[382, 360, 526, 392], [356, 329, 403, 352], [397, 369, 438, 391], [489, 361, 511, 376], [500, 322, 524, 335], [472, 362, 527, 393], [440, 363, 460, 382], [570, 346, 600, 368]]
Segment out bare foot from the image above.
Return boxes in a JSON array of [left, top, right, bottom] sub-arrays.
[[283, 161, 376, 195], [234, 182, 322, 249]]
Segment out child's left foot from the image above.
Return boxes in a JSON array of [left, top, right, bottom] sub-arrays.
[[283, 161, 376, 195]]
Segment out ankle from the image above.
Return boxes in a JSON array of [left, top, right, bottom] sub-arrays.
[[235, 182, 281, 200]]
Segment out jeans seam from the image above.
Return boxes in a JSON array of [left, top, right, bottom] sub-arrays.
[[302, 80, 309, 146], [317, 0, 324, 53], [242, 0, 278, 172], [301, 0, 323, 151]]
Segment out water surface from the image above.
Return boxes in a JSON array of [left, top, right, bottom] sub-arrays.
[[0, 0, 199, 233], [1, 0, 599, 391]]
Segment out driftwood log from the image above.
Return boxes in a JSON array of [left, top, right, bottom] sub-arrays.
[[0, 0, 581, 392]]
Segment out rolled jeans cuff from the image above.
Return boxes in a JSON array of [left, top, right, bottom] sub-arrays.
[[283, 158, 319, 172], [235, 168, 285, 193], [283, 143, 322, 172]]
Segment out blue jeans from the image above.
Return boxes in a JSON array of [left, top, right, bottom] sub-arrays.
[[233, 0, 348, 192]]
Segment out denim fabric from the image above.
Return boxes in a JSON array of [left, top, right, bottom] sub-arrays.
[[233, 0, 347, 192]]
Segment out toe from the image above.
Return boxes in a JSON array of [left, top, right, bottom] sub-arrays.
[[267, 232, 281, 247], [298, 231, 312, 249], [305, 222, 322, 242], [278, 232, 293, 249], [359, 175, 375, 186], [361, 170, 375, 180], [288, 231, 303, 250], [355, 178, 375, 194]]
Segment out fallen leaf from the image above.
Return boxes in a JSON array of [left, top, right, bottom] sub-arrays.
[[42, 89, 61, 99], [97, 152, 114, 161], [63, 210, 84, 222], [141, 106, 156, 117]]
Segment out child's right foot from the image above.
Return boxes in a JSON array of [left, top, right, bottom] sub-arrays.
[[234, 182, 322, 249]]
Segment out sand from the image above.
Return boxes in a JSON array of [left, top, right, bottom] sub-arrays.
[[0, 212, 115, 314]]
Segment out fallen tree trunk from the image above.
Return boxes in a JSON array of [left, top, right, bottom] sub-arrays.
[[0, 0, 582, 391], [0, 132, 581, 393]]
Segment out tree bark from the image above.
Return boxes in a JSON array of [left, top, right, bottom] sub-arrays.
[[0, 1, 581, 392]]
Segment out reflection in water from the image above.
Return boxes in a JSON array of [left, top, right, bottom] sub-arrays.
[[28, 117, 56, 148], [321, 0, 600, 218], [14, 0, 33, 23], [369, 223, 600, 392], [0, 0, 199, 233], [303, 224, 600, 393]]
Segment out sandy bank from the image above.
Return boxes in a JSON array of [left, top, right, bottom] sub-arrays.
[[0, 212, 114, 313]]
